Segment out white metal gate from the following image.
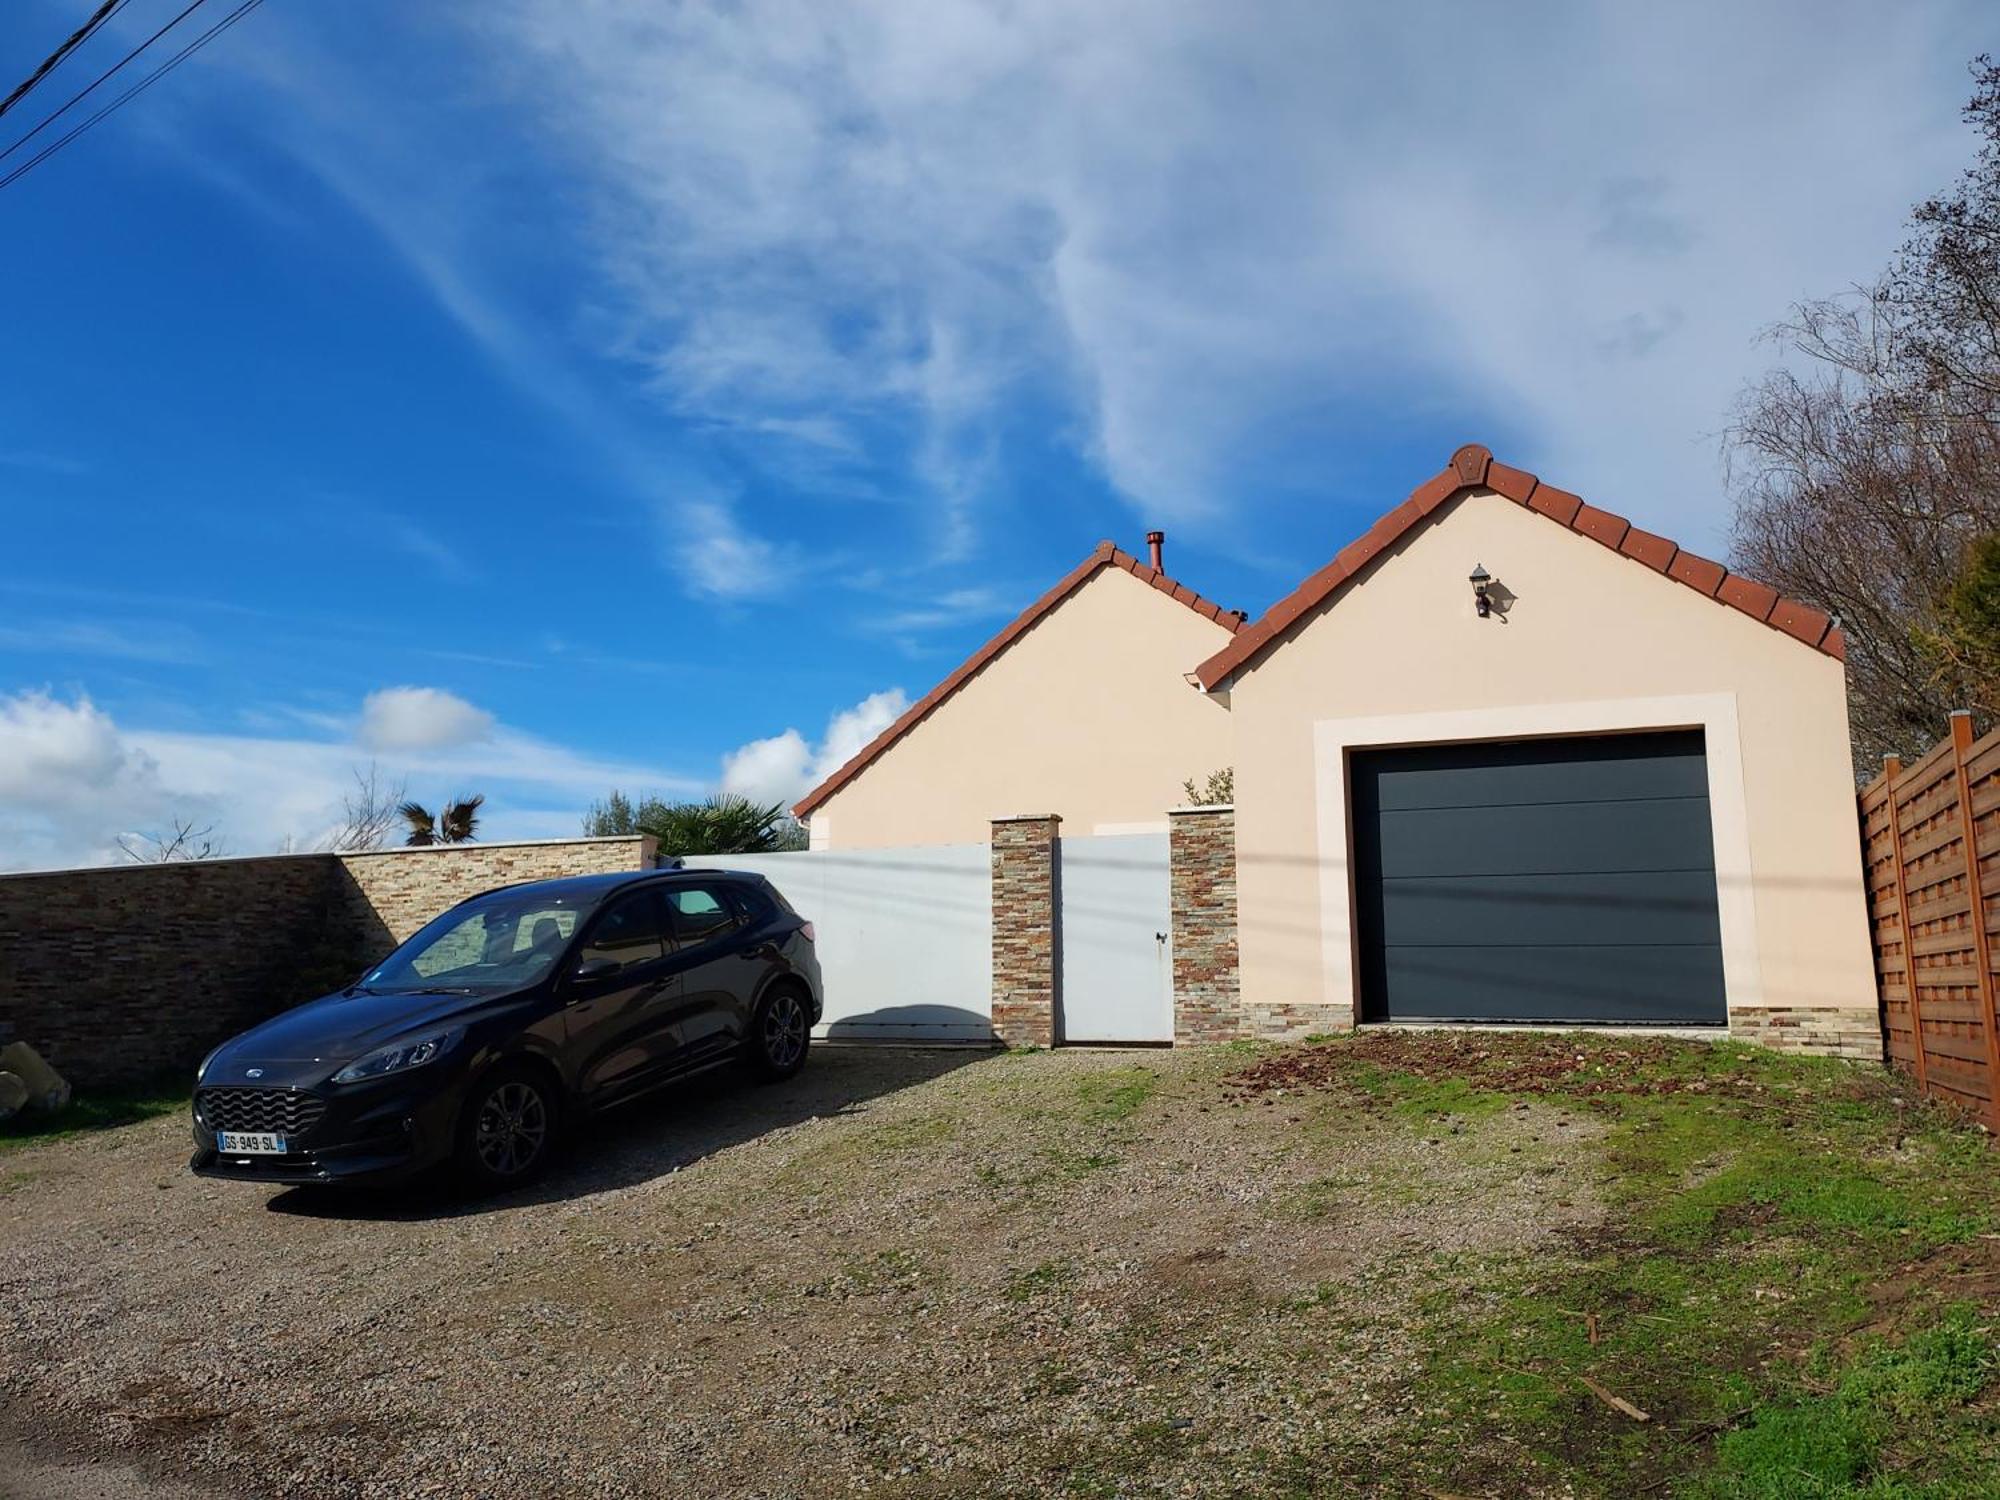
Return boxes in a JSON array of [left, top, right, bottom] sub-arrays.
[[1057, 832, 1173, 1043], [686, 845, 992, 1041]]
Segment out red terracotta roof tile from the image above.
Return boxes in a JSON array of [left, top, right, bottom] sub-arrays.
[[795, 545, 1241, 816], [1717, 573, 1780, 622], [1484, 459, 1539, 503], [1572, 503, 1630, 551], [1527, 483, 1584, 526], [1619, 526, 1677, 573], [1768, 597, 1835, 650], [1668, 549, 1727, 596], [1189, 444, 1847, 690]]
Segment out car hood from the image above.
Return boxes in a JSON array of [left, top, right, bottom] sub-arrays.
[[209, 987, 517, 1072]]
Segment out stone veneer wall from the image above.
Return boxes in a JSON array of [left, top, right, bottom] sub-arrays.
[[1727, 1005, 1884, 1061], [0, 837, 654, 1089], [1169, 805, 1347, 1043], [335, 836, 656, 955], [1168, 806, 1241, 1042], [990, 815, 1060, 1047], [0, 854, 345, 1089]]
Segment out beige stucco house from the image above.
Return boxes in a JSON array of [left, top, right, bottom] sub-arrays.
[[794, 539, 1242, 847], [794, 444, 1881, 1051]]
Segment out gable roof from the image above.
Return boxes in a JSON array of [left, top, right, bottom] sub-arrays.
[[1190, 443, 1845, 692], [794, 542, 1245, 818]]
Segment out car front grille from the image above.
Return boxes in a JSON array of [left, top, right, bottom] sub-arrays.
[[198, 1087, 325, 1139]]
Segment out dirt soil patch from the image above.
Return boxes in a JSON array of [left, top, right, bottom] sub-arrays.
[[1232, 1026, 1828, 1101], [1, 1044, 1604, 1498]]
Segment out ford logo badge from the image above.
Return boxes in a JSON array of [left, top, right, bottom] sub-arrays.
[[245, 1068, 264, 1079]]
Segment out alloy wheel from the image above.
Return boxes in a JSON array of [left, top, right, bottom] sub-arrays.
[[474, 1080, 548, 1177], [763, 992, 807, 1070]]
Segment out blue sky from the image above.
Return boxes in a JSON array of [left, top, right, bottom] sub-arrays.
[[0, 0, 1990, 869]]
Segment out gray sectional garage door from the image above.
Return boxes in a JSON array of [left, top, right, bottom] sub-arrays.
[[1351, 731, 1727, 1026]]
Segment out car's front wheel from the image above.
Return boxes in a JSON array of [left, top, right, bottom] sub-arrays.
[[454, 1062, 558, 1191], [748, 986, 811, 1082]]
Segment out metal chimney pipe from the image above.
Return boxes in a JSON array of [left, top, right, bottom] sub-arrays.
[[1146, 530, 1165, 572]]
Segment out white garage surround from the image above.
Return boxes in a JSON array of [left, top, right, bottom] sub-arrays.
[[1311, 693, 1765, 1025]]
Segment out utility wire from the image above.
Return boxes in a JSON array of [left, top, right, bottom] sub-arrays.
[[0, 0, 266, 194], [0, 0, 213, 168], [0, 0, 131, 120]]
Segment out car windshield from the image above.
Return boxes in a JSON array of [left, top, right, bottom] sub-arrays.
[[359, 890, 595, 994]]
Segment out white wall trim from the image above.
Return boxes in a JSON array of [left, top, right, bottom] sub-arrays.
[[1310, 692, 1764, 1022]]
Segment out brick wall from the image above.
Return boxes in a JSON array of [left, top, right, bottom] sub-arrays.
[[991, 815, 1060, 1047], [0, 837, 653, 1089]]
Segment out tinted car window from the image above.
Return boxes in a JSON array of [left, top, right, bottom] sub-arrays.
[[665, 884, 740, 946], [367, 894, 590, 992], [578, 891, 668, 969]]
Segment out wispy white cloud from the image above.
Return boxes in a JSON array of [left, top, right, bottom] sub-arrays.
[[861, 586, 1015, 637], [0, 448, 88, 476], [458, 0, 1980, 546], [669, 497, 790, 601], [216, 0, 1987, 566], [0, 619, 203, 665]]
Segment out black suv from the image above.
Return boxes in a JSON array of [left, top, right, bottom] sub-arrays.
[[191, 868, 822, 1190]]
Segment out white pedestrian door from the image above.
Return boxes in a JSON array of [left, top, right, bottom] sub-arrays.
[[1058, 833, 1173, 1043]]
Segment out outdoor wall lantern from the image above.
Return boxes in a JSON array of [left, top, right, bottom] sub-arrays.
[[1469, 563, 1493, 617]]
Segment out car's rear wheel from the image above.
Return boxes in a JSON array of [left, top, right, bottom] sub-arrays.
[[454, 1062, 558, 1191], [749, 986, 811, 1082]]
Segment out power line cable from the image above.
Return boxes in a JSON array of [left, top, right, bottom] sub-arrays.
[[0, 0, 266, 193], [0, 0, 213, 168], [0, 0, 132, 120]]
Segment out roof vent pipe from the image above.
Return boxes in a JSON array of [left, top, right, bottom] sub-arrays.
[[1147, 529, 1165, 572]]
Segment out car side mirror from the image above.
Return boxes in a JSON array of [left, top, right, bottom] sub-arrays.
[[572, 957, 623, 985]]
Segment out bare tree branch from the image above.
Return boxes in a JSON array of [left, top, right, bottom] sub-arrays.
[[1728, 56, 2000, 770], [325, 763, 407, 852], [118, 816, 224, 863]]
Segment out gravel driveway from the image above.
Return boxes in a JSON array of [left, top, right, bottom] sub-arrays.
[[0, 1044, 1602, 1497]]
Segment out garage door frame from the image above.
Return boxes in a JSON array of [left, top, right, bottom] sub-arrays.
[[1311, 694, 1762, 1026]]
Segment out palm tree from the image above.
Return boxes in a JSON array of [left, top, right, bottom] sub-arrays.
[[638, 795, 807, 856], [399, 794, 484, 846]]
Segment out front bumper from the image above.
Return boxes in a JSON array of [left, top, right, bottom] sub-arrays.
[[190, 1071, 464, 1186]]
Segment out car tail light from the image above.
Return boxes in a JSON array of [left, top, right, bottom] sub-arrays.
[[800, 921, 816, 943]]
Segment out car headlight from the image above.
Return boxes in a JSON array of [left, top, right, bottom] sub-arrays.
[[331, 1028, 460, 1084]]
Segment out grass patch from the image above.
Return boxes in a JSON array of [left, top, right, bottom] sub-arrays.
[[1273, 1034, 2000, 1497], [1003, 1257, 1079, 1302], [861, 1113, 959, 1154], [0, 1081, 187, 1152], [1072, 1066, 1160, 1124], [1699, 1305, 2000, 1497]]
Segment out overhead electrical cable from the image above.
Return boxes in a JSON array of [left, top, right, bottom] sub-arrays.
[[0, 0, 217, 169], [0, 0, 132, 120], [0, 0, 267, 194]]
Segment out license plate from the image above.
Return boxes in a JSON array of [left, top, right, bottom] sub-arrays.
[[216, 1131, 287, 1155]]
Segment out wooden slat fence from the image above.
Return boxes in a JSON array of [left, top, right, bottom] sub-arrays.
[[1858, 710, 2000, 1128]]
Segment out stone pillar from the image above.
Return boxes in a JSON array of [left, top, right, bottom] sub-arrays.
[[1169, 804, 1241, 1043], [991, 815, 1061, 1047]]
